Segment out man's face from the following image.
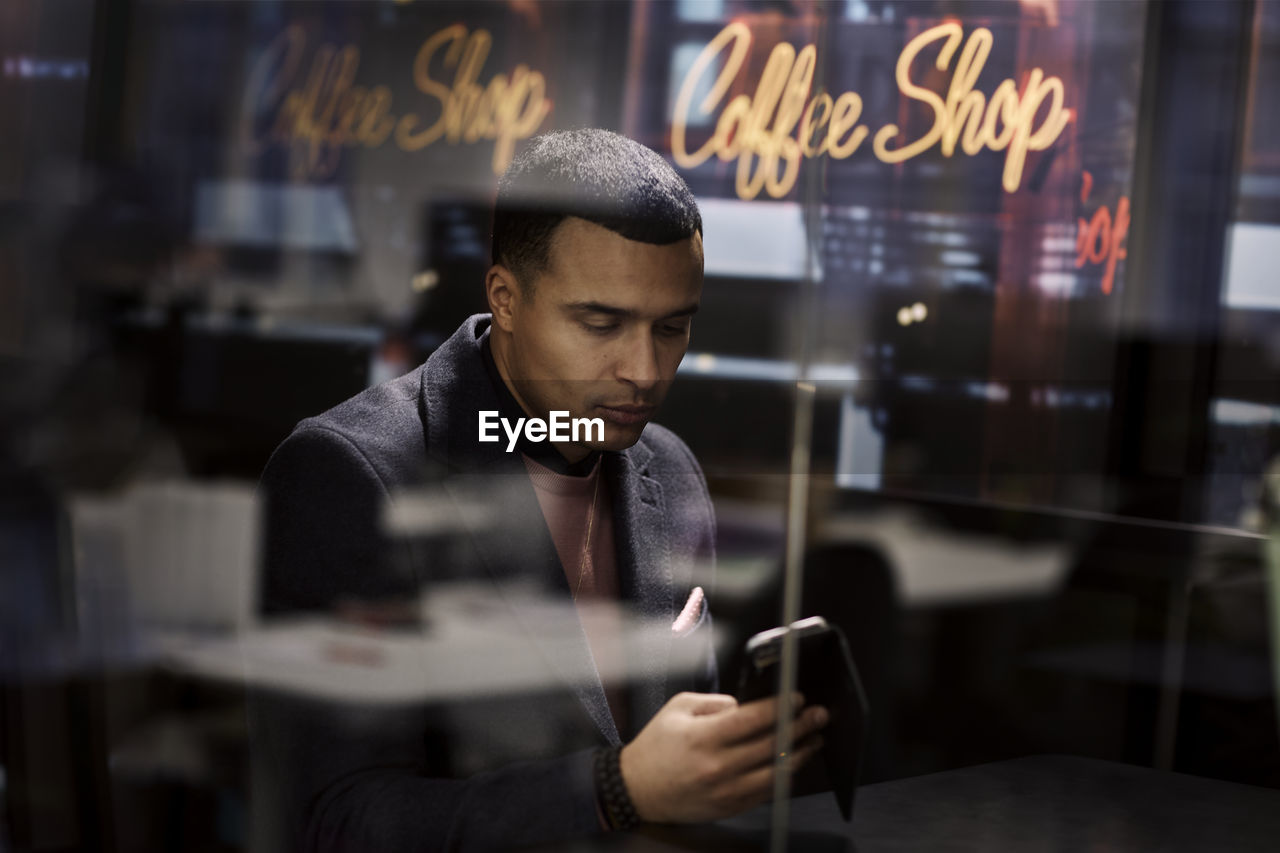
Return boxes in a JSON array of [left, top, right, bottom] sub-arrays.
[[495, 217, 704, 459]]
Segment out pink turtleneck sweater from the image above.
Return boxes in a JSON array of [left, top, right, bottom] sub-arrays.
[[521, 454, 628, 735]]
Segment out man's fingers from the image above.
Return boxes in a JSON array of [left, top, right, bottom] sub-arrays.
[[793, 704, 828, 742], [789, 732, 824, 769], [707, 692, 806, 745], [718, 761, 776, 813], [717, 733, 826, 812], [718, 705, 829, 773], [678, 692, 739, 716], [781, 733, 824, 775]]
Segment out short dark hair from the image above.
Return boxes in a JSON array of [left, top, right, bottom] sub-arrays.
[[492, 128, 702, 290]]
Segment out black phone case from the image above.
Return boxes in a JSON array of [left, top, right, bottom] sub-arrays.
[[737, 620, 869, 821]]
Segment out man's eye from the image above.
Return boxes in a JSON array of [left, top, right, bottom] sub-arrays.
[[583, 322, 619, 335], [660, 324, 690, 336]]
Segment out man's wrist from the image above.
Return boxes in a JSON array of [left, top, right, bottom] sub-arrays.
[[593, 746, 640, 831]]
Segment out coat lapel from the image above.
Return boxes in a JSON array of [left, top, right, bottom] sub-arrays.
[[608, 441, 676, 730]]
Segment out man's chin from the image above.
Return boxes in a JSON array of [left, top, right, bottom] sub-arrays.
[[598, 420, 648, 451]]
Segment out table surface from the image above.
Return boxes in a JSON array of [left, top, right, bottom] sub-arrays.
[[150, 585, 710, 704], [563, 755, 1280, 852]]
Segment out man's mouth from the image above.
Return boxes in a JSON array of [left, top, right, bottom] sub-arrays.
[[595, 404, 656, 426]]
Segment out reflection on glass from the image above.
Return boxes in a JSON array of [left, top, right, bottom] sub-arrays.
[[4, 1, 1280, 851]]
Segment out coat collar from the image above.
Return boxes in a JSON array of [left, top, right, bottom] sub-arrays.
[[418, 314, 670, 743]]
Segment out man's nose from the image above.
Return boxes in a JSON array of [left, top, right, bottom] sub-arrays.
[[616, 331, 661, 392]]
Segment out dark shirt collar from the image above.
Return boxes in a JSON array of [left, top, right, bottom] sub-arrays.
[[479, 327, 602, 477]]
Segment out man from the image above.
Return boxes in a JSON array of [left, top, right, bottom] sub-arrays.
[[257, 129, 826, 851]]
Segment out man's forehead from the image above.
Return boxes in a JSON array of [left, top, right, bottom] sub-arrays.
[[561, 298, 700, 320], [548, 216, 702, 261], [538, 218, 702, 296]]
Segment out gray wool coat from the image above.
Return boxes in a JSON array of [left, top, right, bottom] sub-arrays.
[[255, 314, 717, 852]]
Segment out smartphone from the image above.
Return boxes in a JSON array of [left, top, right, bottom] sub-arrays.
[[737, 616, 869, 821]]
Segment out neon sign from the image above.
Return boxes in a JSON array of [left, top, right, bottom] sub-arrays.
[[672, 22, 1072, 200], [1075, 171, 1129, 295], [239, 24, 552, 180]]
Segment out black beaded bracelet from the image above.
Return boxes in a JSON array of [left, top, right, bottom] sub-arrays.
[[594, 746, 640, 831]]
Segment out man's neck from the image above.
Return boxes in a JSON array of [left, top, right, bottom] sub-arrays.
[[480, 328, 600, 475]]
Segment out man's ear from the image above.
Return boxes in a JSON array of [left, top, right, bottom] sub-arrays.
[[484, 264, 521, 332]]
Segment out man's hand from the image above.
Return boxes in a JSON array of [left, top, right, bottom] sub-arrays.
[[618, 692, 828, 823]]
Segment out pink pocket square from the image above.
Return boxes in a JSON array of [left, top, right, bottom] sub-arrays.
[[671, 586, 706, 635]]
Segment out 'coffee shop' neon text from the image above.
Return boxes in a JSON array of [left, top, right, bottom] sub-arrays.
[[239, 24, 551, 180], [672, 22, 1072, 200]]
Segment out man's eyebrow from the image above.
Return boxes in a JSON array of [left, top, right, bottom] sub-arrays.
[[564, 301, 700, 320]]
